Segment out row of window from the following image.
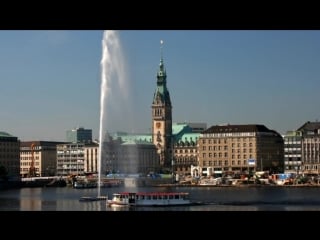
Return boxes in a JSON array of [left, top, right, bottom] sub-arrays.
[[203, 160, 251, 166], [21, 157, 39, 160], [202, 153, 254, 159], [203, 142, 255, 148], [202, 148, 255, 154], [202, 133, 256, 138], [0, 148, 18, 152], [303, 153, 320, 157], [20, 168, 39, 172], [0, 155, 19, 159], [304, 165, 320, 170], [285, 157, 302, 161], [0, 142, 18, 146], [0, 161, 19, 166], [20, 162, 39, 166]]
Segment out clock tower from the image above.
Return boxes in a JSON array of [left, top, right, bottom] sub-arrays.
[[151, 40, 172, 169]]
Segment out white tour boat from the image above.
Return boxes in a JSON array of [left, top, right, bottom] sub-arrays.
[[107, 192, 192, 207]]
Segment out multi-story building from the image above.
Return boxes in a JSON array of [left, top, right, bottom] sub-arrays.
[[20, 141, 66, 177], [0, 131, 20, 178], [102, 133, 159, 175], [66, 127, 92, 144], [283, 131, 302, 174], [297, 121, 320, 174], [172, 123, 200, 176], [84, 142, 99, 174], [198, 124, 284, 176], [56, 143, 85, 176]]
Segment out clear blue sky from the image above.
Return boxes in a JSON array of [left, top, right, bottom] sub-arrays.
[[1, 30, 320, 141]]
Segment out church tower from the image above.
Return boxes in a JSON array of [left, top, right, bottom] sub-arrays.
[[151, 40, 172, 169]]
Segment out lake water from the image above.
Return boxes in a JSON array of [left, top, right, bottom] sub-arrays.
[[1, 185, 320, 211]]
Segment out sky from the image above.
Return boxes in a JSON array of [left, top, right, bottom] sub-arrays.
[[1, 30, 320, 141]]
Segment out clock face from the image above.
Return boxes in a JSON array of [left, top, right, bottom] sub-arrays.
[[156, 122, 161, 129]]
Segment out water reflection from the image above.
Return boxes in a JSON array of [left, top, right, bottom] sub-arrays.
[[1, 186, 320, 211], [20, 188, 42, 211]]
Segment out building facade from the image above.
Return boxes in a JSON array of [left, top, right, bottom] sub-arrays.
[[198, 124, 284, 176], [297, 121, 320, 174], [56, 143, 85, 176], [283, 130, 302, 174], [20, 141, 65, 177], [0, 132, 20, 178], [102, 134, 159, 175], [173, 133, 199, 176], [84, 142, 99, 174]]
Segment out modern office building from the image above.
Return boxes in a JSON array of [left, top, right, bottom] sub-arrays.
[[56, 143, 85, 176], [283, 130, 302, 174], [66, 127, 92, 143]]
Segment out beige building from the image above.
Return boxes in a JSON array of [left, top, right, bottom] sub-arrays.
[[20, 141, 65, 177], [173, 133, 199, 176], [198, 124, 284, 176], [302, 135, 320, 174], [0, 132, 20, 178], [84, 142, 99, 174], [297, 121, 320, 174]]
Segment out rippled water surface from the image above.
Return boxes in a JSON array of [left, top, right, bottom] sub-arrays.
[[1, 186, 320, 211]]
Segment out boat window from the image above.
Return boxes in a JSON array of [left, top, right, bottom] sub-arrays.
[[175, 195, 179, 199], [153, 195, 157, 200], [147, 195, 151, 200], [169, 195, 173, 199], [140, 195, 144, 200]]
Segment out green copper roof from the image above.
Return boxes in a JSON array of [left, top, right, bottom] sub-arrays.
[[110, 132, 152, 145], [110, 122, 202, 145], [177, 133, 200, 143], [152, 42, 172, 107], [0, 131, 14, 137], [122, 139, 154, 145], [172, 123, 190, 134]]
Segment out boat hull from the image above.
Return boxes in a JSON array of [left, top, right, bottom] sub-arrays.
[[107, 192, 192, 207]]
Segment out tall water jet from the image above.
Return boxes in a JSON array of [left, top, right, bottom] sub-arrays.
[[98, 30, 129, 197]]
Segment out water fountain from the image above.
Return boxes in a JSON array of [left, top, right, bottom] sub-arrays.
[[98, 30, 131, 196], [80, 30, 129, 201]]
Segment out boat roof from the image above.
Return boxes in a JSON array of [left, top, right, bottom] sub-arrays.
[[113, 192, 189, 196]]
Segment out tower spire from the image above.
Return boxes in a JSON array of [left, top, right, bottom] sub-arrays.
[[152, 39, 172, 169], [160, 39, 164, 62], [158, 40, 166, 78]]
